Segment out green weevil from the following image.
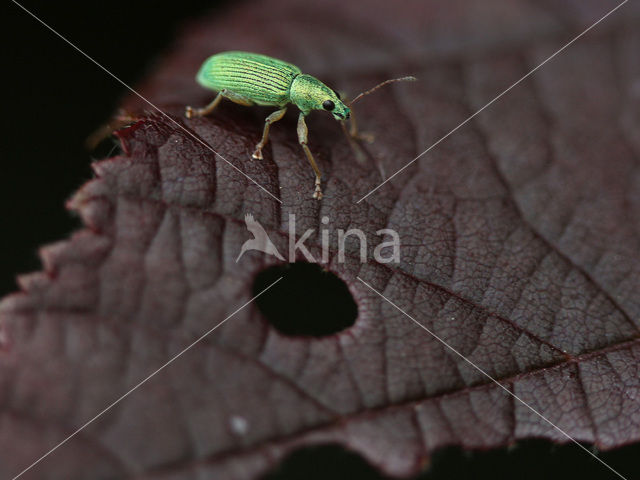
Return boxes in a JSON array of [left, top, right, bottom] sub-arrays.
[[186, 51, 414, 199]]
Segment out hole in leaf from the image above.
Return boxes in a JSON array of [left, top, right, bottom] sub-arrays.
[[252, 262, 357, 337], [261, 444, 386, 480]]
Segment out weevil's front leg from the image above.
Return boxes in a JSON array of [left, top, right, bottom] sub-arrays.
[[252, 107, 287, 160], [346, 106, 374, 143], [185, 91, 224, 118], [340, 121, 368, 166], [340, 105, 373, 166], [297, 113, 323, 200], [341, 108, 385, 178]]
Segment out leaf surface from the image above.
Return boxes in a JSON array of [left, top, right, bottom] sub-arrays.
[[2, 1, 640, 478]]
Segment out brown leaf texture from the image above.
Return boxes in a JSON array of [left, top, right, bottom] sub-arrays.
[[2, 0, 640, 478]]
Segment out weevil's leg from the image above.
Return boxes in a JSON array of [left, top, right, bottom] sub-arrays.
[[252, 107, 287, 160], [297, 113, 323, 200], [341, 110, 385, 180], [222, 89, 255, 107], [346, 105, 374, 143], [186, 89, 253, 118], [340, 121, 368, 165], [185, 91, 224, 118]]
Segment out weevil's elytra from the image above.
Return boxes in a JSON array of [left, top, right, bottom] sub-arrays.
[[185, 51, 353, 200], [186, 51, 415, 199]]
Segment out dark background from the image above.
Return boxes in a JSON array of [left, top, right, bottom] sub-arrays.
[[2, 2, 638, 479], [2, 1, 218, 298]]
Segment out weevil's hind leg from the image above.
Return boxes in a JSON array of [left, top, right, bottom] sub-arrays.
[[297, 113, 323, 200], [252, 107, 287, 160], [185, 91, 224, 118], [185, 89, 254, 118]]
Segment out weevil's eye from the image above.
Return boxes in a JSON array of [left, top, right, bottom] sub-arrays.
[[322, 100, 335, 111]]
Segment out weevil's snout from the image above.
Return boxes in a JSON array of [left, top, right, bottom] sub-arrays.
[[332, 105, 350, 121], [293, 74, 351, 120]]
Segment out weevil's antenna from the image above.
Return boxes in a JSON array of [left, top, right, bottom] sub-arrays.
[[348, 76, 417, 106]]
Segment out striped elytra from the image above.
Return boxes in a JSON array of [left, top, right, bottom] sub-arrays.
[[196, 51, 302, 106]]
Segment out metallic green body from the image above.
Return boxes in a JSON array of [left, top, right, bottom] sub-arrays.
[[197, 51, 300, 107], [195, 51, 350, 119], [189, 51, 358, 199]]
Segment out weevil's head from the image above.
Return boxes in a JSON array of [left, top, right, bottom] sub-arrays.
[[290, 74, 350, 121]]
